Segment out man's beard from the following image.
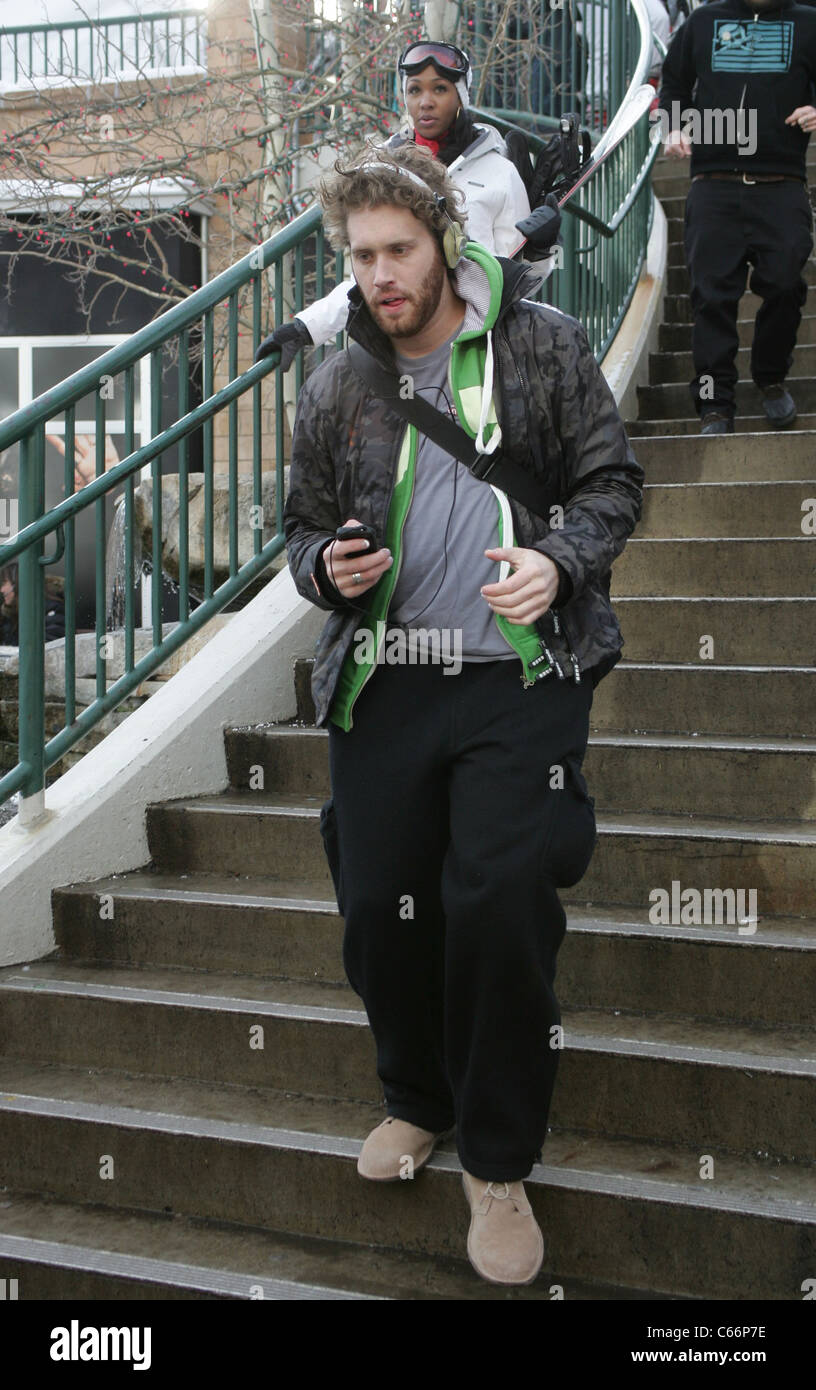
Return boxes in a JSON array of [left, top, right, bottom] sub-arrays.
[[367, 254, 447, 339]]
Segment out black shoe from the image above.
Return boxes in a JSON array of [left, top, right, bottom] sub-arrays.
[[759, 384, 796, 428], [700, 411, 734, 435]]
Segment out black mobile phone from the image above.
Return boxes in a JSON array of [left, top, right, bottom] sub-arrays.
[[335, 523, 378, 558]]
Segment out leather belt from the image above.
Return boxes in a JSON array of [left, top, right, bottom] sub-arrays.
[[692, 172, 804, 185]]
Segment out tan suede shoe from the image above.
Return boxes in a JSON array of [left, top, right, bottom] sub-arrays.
[[357, 1116, 451, 1182], [461, 1170, 544, 1285]]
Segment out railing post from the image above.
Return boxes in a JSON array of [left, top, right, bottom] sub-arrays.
[[559, 209, 578, 317], [17, 429, 48, 827]]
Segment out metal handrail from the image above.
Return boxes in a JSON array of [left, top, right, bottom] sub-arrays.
[[0, 202, 334, 817], [0, 207, 321, 469], [470, 102, 659, 238], [630, 0, 658, 88]]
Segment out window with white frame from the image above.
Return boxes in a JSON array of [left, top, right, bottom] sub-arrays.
[[0, 1, 207, 92], [0, 336, 154, 632]]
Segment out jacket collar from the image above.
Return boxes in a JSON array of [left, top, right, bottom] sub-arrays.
[[388, 120, 489, 169]]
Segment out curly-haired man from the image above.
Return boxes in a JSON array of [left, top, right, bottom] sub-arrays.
[[284, 143, 643, 1286]]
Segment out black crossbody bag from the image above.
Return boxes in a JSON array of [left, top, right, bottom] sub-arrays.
[[346, 340, 553, 520]]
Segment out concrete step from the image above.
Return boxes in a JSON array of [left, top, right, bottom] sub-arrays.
[[661, 291, 799, 323], [592, 661, 816, 739], [52, 870, 349, 983], [145, 791, 331, 879], [569, 809, 816, 918], [3, 962, 815, 1156], [51, 871, 816, 1029], [650, 171, 689, 197], [0, 960, 375, 1100], [638, 479, 815, 538], [0, 1059, 812, 1298], [662, 237, 816, 273], [660, 293, 693, 324], [0, 1187, 661, 1301], [0, 1196, 376, 1300], [292, 633, 816, 713], [140, 788, 816, 915], [638, 376, 816, 419], [665, 217, 684, 247], [649, 344, 816, 385], [224, 718, 816, 817], [628, 430, 816, 481], [666, 262, 816, 296], [221, 719, 816, 816], [587, 731, 816, 821], [659, 194, 690, 220], [226, 726, 331, 799], [627, 413, 816, 436], [659, 317, 816, 351], [615, 597, 816, 666], [613, 537, 814, 596]]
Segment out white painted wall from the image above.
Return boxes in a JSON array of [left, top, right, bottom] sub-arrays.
[[602, 195, 667, 424]]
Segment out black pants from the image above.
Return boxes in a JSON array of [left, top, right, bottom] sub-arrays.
[[683, 178, 814, 417], [322, 657, 596, 1183]]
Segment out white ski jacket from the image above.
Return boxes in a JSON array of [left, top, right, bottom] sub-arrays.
[[296, 123, 533, 348]]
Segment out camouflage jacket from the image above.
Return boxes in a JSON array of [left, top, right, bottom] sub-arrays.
[[283, 250, 644, 728]]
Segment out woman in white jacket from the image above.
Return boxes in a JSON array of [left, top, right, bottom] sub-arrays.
[[257, 40, 545, 370]]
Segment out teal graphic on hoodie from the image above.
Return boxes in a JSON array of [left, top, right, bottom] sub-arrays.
[[711, 18, 793, 70]]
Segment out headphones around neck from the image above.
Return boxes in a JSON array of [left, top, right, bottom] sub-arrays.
[[434, 192, 466, 269]]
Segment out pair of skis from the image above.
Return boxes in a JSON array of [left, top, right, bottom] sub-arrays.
[[510, 84, 657, 257]]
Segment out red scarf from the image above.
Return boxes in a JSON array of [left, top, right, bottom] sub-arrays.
[[414, 128, 446, 159]]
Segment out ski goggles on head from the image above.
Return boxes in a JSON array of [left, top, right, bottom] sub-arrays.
[[398, 41, 470, 81]]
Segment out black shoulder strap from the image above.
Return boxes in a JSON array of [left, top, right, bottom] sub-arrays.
[[346, 340, 553, 519]]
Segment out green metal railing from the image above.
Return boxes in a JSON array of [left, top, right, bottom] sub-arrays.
[[466, 0, 641, 133], [475, 94, 658, 360], [0, 0, 659, 821], [0, 206, 341, 818], [0, 9, 206, 86]]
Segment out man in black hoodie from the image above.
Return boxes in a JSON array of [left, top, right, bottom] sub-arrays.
[[658, 0, 816, 432]]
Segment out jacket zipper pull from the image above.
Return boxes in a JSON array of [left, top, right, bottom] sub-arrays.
[[553, 606, 581, 682], [546, 609, 567, 678], [539, 636, 564, 679], [522, 635, 562, 688]]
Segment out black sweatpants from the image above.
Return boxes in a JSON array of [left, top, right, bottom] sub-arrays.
[[321, 656, 596, 1183], [683, 178, 814, 417]]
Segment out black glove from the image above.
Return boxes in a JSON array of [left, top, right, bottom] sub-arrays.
[[254, 319, 313, 372], [515, 193, 562, 254]]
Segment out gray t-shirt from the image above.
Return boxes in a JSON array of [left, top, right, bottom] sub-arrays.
[[390, 328, 516, 662]]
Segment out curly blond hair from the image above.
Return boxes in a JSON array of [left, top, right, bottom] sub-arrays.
[[318, 141, 467, 256]]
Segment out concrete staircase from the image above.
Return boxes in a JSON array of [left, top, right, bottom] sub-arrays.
[[0, 161, 814, 1301]]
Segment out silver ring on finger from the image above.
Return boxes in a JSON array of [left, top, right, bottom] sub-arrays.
[[351, 571, 363, 585]]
